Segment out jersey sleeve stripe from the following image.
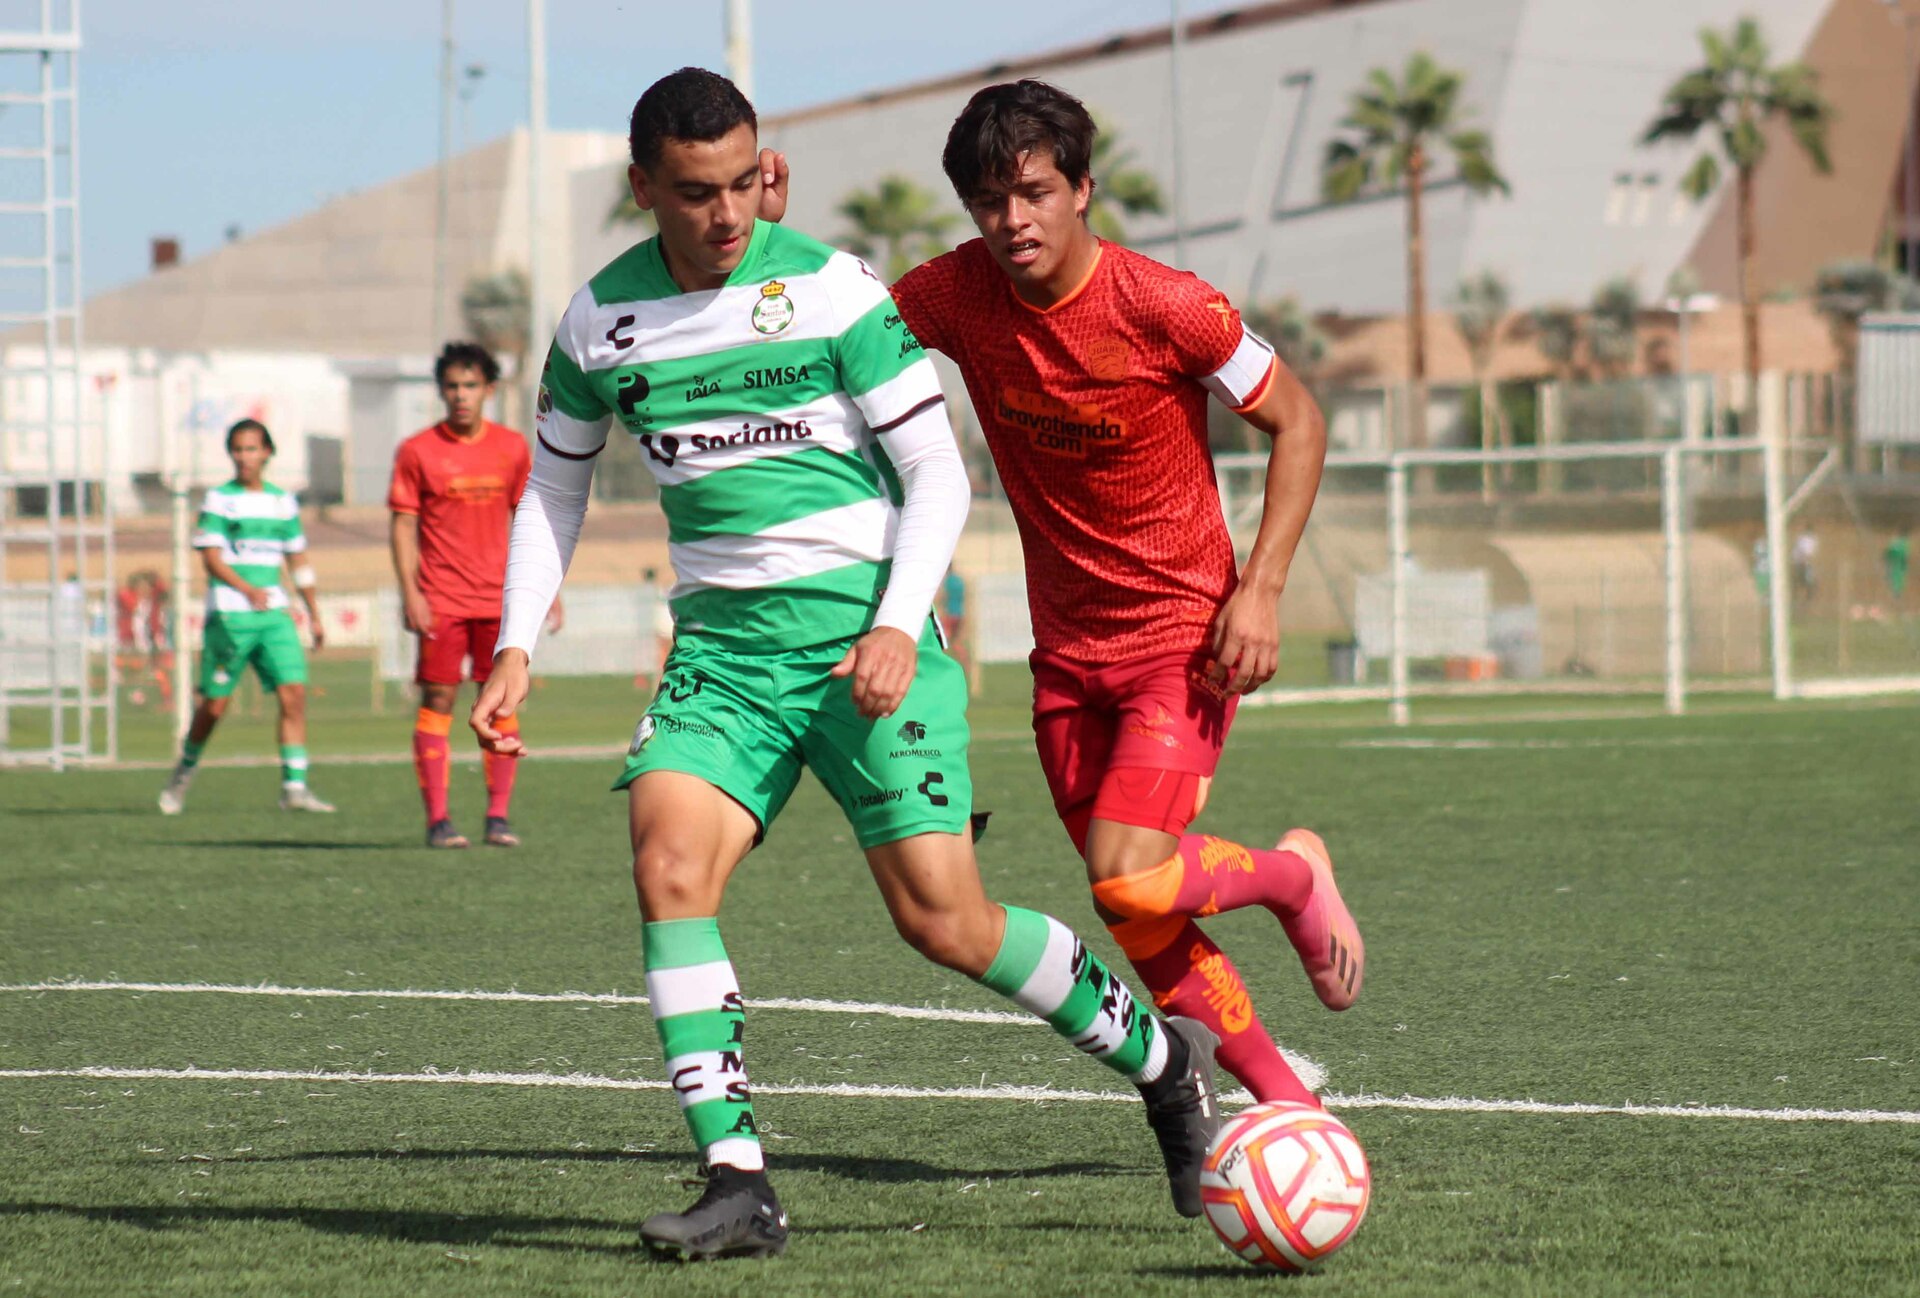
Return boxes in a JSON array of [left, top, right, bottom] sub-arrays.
[[870, 394, 945, 435], [537, 430, 605, 461], [1231, 354, 1281, 414]]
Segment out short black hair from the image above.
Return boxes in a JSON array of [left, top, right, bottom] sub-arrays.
[[435, 341, 500, 385], [942, 80, 1097, 202], [629, 66, 756, 170], [226, 418, 274, 454]]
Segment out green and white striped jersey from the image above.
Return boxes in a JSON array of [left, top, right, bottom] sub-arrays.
[[537, 219, 944, 651], [192, 480, 306, 616]]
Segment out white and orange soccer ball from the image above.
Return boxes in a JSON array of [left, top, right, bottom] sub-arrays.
[[1199, 1100, 1371, 1272]]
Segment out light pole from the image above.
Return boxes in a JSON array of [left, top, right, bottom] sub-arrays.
[[432, 0, 455, 351], [1662, 290, 1720, 440], [526, 0, 548, 429], [1887, 0, 1919, 275], [1169, 0, 1188, 266]]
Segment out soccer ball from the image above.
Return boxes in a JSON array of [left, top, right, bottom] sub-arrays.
[[1199, 1101, 1371, 1271]]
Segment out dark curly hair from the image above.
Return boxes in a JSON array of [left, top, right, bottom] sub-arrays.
[[629, 67, 757, 170], [942, 80, 1097, 203], [434, 341, 500, 386]]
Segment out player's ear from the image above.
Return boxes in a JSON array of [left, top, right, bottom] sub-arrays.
[[628, 163, 656, 214], [1073, 174, 1093, 220]]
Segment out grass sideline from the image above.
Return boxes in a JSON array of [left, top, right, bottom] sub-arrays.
[[2, 699, 1917, 1295]]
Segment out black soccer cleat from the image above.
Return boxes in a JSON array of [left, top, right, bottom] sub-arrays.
[[1138, 1016, 1223, 1219], [425, 818, 469, 849], [641, 1164, 789, 1261], [483, 815, 520, 848]]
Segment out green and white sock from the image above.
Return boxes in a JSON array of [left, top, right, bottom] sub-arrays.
[[643, 918, 762, 1172], [279, 744, 308, 790], [976, 905, 1171, 1085], [174, 738, 206, 779]]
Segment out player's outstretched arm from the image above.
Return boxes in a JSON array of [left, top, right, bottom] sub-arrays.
[[1212, 359, 1327, 694], [471, 648, 530, 755]]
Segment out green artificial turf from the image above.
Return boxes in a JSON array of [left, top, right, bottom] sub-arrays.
[[2, 696, 1917, 1296]]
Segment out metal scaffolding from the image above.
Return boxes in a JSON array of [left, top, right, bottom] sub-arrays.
[[0, 1, 107, 768]]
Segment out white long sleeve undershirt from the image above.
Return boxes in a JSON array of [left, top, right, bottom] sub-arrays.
[[870, 397, 970, 639], [497, 440, 593, 665]]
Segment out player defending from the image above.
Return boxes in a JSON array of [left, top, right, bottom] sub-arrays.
[[158, 419, 333, 814], [390, 343, 557, 849], [882, 81, 1363, 1108], [470, 68, 1221, 1261]]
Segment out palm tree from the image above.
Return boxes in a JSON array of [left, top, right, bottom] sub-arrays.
[[1454, 271, 1508, 494], [1323, 52, 1509, 450], [604, 180, 655, 232], [836, 176, 956, 282], [1245, 297, 1328, 385], [461, 267, 531, 420], [1642, 16, 1832, 431], [1587, 278, 1642, 377], [1087, 122, 1165, 244], [1814, 259, 1920, 371], [1530, 304, 1583, 381]]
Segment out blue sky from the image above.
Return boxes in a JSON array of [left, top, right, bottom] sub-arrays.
[[82, 0, 1225, 292]]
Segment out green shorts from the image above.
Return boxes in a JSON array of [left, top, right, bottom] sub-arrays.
[[614, 620, 973, 849], [199, 610, 308, 698]]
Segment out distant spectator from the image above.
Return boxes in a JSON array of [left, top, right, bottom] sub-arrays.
[[1887, 530, 1911, 603], [1752, 537, 1770, 597], [1791, 527, 1818, 603], [638, 566, 675, 692], [937, 567, 971, 682]]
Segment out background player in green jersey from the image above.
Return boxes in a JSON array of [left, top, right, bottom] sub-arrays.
[[470, 68, 1221, 1263], [158, 420, 334, 815]]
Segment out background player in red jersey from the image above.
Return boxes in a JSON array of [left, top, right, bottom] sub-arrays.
[[877, 81, 1364, 1109], [389, 342, 559, 849]]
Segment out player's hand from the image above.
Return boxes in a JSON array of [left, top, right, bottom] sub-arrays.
[[245, 585, 272, 612], [1209, 583, 1281, 694], [403, 590, 435, 637], [310, 622, 326, 652], [545, 595, 565, 635], [471, 649, 531, 756], [830, 626, 916, 720], [757, 148, 788, 223]]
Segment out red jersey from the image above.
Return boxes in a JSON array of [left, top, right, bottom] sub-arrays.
[[893, 239, 1278, 663], [387, 421, 531, 619]]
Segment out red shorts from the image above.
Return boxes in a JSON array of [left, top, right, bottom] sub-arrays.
[[415, 614, 500, 685], [1031, 647, 1238, 841]]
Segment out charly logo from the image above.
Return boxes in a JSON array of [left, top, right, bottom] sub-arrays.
[[750, 280, 795, 335], [536, 384, 553, 415], [917, 770, 949, 807]]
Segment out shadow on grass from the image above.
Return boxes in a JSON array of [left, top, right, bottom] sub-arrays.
[[0, 1200, 642, 1256], [4, 807, 159, 817], [143, 839, 373, 852], [0, 1199, 1189, 1257], [236, 1145, 1139, 1186]]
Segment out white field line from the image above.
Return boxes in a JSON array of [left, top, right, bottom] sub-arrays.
[[0, 979, 1331, 1091], [1335, 735, 1814, 751], [0, 980, 1035, 1025], [0, 1065, 1913, 1126]]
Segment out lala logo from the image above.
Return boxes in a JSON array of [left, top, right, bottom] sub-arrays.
[[751, 280, 795, 335]]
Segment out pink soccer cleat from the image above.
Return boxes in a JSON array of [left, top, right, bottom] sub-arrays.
[[1276, 829, 1364, 1011]]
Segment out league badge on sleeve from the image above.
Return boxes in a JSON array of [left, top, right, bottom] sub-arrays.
[[751, 281, 795, 336]]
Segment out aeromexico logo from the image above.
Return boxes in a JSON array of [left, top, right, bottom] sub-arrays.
[[639, 419, 814, 468]]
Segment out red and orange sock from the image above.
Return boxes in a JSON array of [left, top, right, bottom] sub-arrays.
[[483, 713, 519, 819], [1092, 835, 1313, 921], [412, 707, 453, 825], [1106, 915, 1318, 1107]]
